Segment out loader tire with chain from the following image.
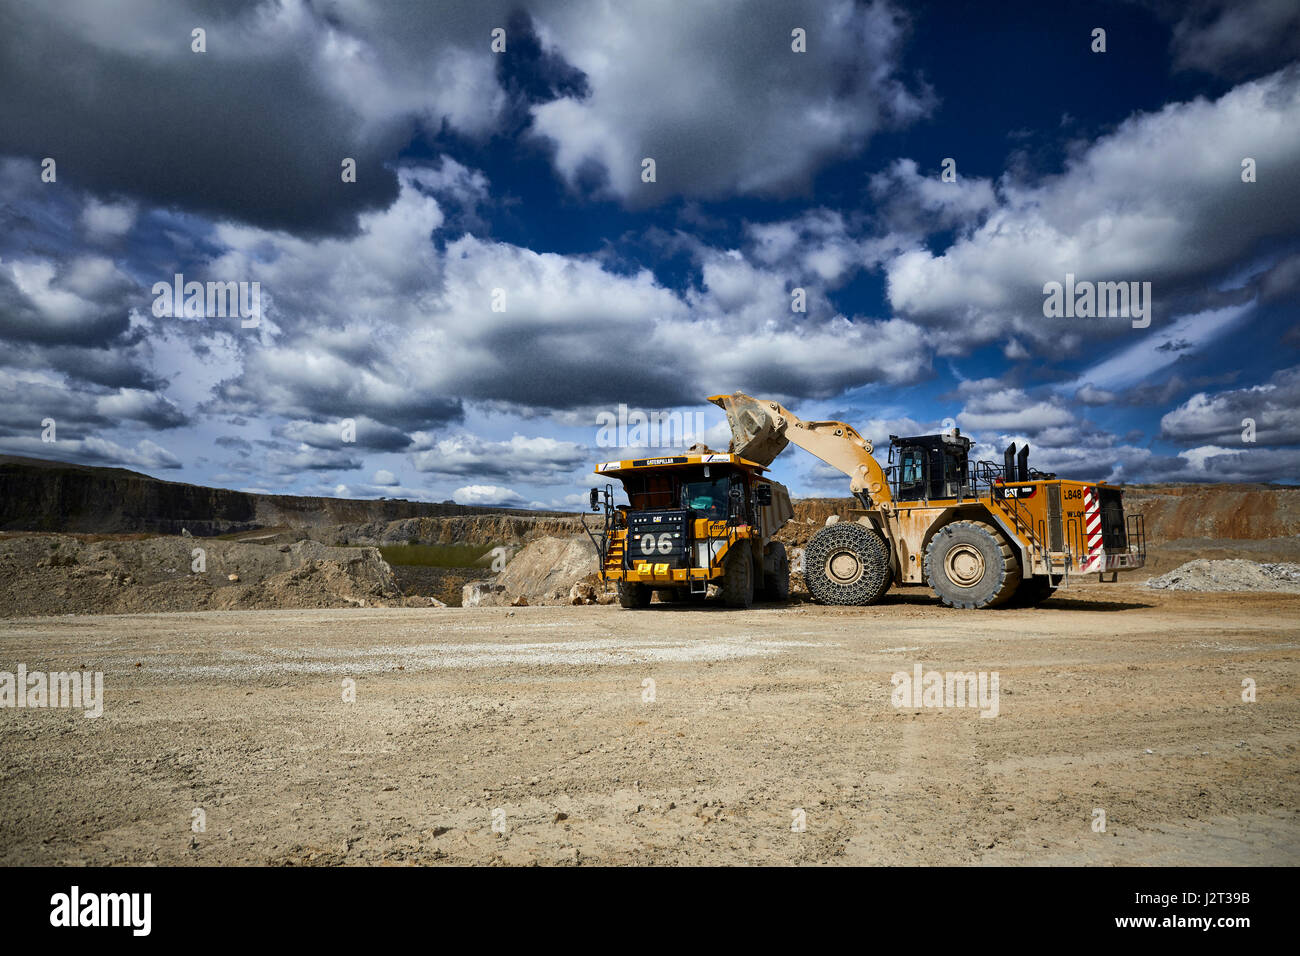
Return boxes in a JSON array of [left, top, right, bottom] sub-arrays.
[[924, 520, 1020, 609], [804, 522, 891, 606]]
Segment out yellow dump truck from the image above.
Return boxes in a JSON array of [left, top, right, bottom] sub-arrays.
[[708, 393, 1147, 608], [583, 450, 794, 608]]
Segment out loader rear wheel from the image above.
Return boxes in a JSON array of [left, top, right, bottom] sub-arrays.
[[617, 581, 652, 609], [1005, 576, 1057, 608], [925, 520, 1020, 609], [721, 540, 754, 608], [762, 542, 790, 603], [804, 522, 891, 606]]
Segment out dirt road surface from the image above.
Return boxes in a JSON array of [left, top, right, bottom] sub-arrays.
[[2, 583, 1297, 866]]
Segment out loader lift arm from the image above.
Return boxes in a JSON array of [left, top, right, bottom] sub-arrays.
[[709, 393, 894, 507]]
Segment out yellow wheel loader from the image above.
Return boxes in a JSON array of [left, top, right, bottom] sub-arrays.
[[707, 393, 1147, 609], [583, 450, 794, 609]]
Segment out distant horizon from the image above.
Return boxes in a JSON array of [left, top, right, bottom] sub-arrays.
[[3, 452, 1294, 516]]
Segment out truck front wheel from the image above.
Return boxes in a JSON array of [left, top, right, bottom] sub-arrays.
[[721, 540, 754, 608], [762, 542, 790, 603], [617, 581, 652, 609]]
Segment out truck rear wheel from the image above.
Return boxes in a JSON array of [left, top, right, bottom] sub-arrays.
[[762, 542, 790, 603], [804, 522, 891, 606], [924, 520, 1020, 609], [721, 540, 754, 608], [617, 581, 652, 609]]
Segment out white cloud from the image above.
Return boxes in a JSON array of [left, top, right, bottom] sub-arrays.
[[868, 158, 998, 235], [264, 445, 363, 474], [1160, 366, 1300, 445], [207, 166, 932, 430], [80, 198, 136, 239], [886, 67, 1300, 352], [0, 434, 181, 470], [452, 484, 526, 506], [410, 433, 590, 481], [958, 388, 1074, 435]]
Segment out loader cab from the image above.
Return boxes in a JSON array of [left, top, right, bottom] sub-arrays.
[[889, 432, 972, 501]]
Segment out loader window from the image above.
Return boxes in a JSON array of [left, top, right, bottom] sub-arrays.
[[900, 450, 923, 486], [897, 448, 925, 499], [682, 477, 731, 520]]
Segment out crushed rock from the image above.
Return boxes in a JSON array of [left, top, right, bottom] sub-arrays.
[[463, 534, 604, 607], [1143, 559, 1300, 593]]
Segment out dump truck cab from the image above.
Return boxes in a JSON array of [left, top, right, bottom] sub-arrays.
[[583, 451, 794, 609]]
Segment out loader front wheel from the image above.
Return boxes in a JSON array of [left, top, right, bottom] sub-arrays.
[[924, 520, 1020, 609], [804, 522, 891, 606], [721, 540, 754, 608], [617, 581, 652, 609]]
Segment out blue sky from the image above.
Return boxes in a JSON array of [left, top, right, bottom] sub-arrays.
[[1, 0, 1298, 507]]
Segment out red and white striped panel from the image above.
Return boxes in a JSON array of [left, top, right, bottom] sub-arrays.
[[1081, 486, 1104, 572]]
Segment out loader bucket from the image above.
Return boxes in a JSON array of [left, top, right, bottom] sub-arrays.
[[709, 392, 790, 466]]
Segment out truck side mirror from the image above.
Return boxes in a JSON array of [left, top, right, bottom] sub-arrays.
[[755, 484, 772, 506], [589, 488, 600, 512]]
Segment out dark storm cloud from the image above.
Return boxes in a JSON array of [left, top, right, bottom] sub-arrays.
[[0, 0, 506, 235], [0, 378, 188, 438], [0, 340, 162, 391], [1142, 0, 1300, 79], [214, 434, 252, 453]]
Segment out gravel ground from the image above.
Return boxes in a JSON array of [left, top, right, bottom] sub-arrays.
[[1, 581, 1296, 866]]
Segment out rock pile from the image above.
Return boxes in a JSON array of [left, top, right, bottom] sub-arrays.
[[1143, 559, 1300, 593]]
